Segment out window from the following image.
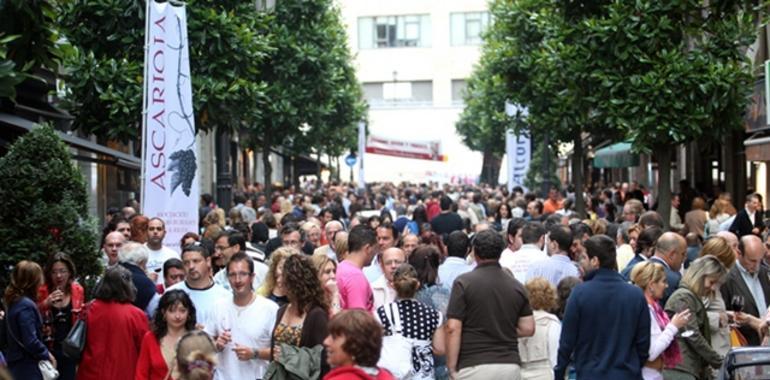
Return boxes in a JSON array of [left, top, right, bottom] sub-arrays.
[[451, 80, 467, 104], [359, 15, 431, 49], [361, 81, 433, 107], [450, 12, 490, 46]]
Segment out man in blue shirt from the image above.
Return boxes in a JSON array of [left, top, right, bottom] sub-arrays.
[[439, 231, 473, 289], [526, 225, 579, 286], [555, 235, 650, 380]]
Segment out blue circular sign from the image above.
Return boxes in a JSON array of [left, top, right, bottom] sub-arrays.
[[345, 154, 357, 167]]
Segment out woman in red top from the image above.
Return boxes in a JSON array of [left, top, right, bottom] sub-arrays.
[[323, 310, 394, 380], [136, 290, 197, 380], [37, 253, 84, 380], [76, 265, 149, 380]]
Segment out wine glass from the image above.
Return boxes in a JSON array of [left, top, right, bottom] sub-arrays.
[[732, 295, 745, 313]]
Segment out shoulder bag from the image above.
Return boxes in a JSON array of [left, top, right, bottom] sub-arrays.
[[62, 301, 90, 361], [378, 302, 413, 379]]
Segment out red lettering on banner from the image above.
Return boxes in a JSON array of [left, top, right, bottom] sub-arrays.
[[154, 16, 166, 33]]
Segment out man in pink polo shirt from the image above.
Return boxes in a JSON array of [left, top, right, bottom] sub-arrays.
[[337, 225, 377, 312]]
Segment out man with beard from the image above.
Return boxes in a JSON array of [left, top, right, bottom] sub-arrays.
[[207, 253, 277, 380], [169, 245, 230, 331], [145, 217, 179, 283]]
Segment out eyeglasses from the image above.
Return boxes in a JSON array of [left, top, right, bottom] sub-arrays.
[[227, 272, 253, 279], [51, 269, 70, 276], [215, 245, 230, 251]]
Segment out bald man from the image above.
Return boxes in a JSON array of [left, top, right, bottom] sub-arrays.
[[371, 247, 406, 311], [721, 235, 770, 345], [103, 231, 126, 267], [650, 232, 687, 306], [313, 220, 344, 261]]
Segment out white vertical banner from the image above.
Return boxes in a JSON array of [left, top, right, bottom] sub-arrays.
[[357, 121, 366, 190], [141, 1, 199, 253], [504, 101, 530, 192], [506, 130, 530, 192]]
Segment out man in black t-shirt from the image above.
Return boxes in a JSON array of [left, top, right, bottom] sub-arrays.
[[446, 229, 534, 380], [430, 196, 465, 238]]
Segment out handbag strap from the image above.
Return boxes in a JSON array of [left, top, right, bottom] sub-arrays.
[[387, 302, 403, 334]]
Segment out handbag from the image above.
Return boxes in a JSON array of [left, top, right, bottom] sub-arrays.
[[62, 302, 90, 361], [378, 302, 413, 379], [730, 326, 748, 347], [38, 359, 59, 380]]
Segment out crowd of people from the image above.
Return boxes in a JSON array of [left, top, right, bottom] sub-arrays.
[[1, 179, 769, 380]]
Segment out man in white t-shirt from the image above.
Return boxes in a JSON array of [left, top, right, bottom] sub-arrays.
[[499, 222, 547, 283], [146, 217, 180, 284], [169, 244, 230, 331], [206, 253, 277, 380]]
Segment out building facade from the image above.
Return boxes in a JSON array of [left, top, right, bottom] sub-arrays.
[[337, 0, 488, 183]]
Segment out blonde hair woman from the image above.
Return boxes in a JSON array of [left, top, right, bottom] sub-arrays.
[[663, 255, 726, 380], [631, 262, 690, 380], [518, 277, 562, 380], [311, 255, 341, 316], [698, 237, 736, 368], [258, 247, 299, 308]]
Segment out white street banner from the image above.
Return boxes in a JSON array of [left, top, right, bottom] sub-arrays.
[[141, 1, 198, 252], [365, 135, 444, 161], [506, 129, 530, 192]]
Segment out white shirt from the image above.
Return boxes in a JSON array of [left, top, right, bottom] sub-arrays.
[[168, 280, 231, 331], [145, 245, 179, 285], [213, 262, 269, 292], [205, 295, 278, 380], [499, 244, 547, 283], [371, 275, 397, 311]]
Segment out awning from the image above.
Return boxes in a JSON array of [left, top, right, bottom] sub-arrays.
[[593, 142, 640, 168], [0, 112, 141, 170]]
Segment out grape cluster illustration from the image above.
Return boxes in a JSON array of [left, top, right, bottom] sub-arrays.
[[168, 149, 196, 196]]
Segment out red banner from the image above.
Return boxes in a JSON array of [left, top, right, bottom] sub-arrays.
[[366, 135, 445, 161]]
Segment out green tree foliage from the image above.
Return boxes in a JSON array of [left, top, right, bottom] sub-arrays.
[[481, 0, 758, 221], [58, 0, 270, 142], [251, 0, 365, 189], [0, 0, 67, 101], [0, 125, 100, 289], [525, 140, 561, 193]]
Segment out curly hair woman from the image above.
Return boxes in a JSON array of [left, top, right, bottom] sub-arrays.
[[270, 254, 331, 376], [136, 290, 197, 379]]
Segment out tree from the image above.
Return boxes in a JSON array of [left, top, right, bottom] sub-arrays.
[[524, 139, 561, 193], [250, 0, 365, 191], [57, 0, 270, 142], [456, 53, 512, 185], [0, 0, 66, 101], [0, 125, 100, 289], [574, 1, 759, 228]]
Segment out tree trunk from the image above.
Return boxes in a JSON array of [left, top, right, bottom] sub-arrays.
[[480, 149, 502, 185], [215, 128, 233, 209], [655, 145, 672, 230], [573, 131, 585, 218], [316, 151, 323, 185], [262, 139, 272, 195]]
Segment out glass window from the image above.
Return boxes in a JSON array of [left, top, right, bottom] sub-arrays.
[[359, 15, 430, 49], [362, 81, 433, 107], [451, 80, 467, 103], [450, 12, 490, 46]]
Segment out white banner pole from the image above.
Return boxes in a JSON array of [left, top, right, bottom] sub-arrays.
[[357, 121, 366, 190], [140, 0, 153, 212]]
